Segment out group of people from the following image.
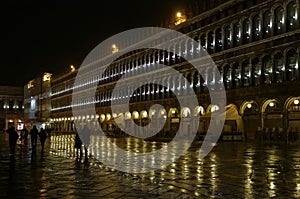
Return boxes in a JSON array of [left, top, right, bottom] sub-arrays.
[[6, 125, 48, 156]]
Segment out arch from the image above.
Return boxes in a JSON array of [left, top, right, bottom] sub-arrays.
[[132, 111, 139, 120], [242, 18, 251, 44], [262, 10, 272, 38], [194, 106, 205, 116], [207, 31, 214, 54], [285, 48, 297, 81], [207, 104, 220, 114], [168, 108, 179, 118], [284, 96, 300, 111], [262, 55, 272, 84], [224, 25, 231, 49], [286, 1, 298, 31], [274, 5, 284, 35], [261, 98, 282, 113], [233, 21, 240, 47], [215, 28, 222, 52], [274, 51, 284, 83], [240, 100, 260, 115], [242, 59, 251, 86], [252, 14, 260, 41], [125, 111, 131, 120], [140, 110, 148, 119], [181, 107, 191, 118]]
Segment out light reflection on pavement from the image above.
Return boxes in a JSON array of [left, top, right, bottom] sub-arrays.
[[0, 133, 300, 198]]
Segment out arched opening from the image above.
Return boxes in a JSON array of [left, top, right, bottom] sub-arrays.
[[252, 15, 260, 41], [287, 1, 298, 31], [242, 19, 250, 44], [242, 60, 251, 87], [232, 63, 241, 88], [240, 100, 260, 140], [215, 28, 222, 52], [274, 6, 284, 35], [223, 64, 231, 89], [285, 49, 297, 81], [224, 25, 231, 49], [262, 99, 283, 130], [207, 31, 214, 54], [285, 97, 300, 142], [262, 55, 272, 84], [233, 22, 240, 47], [263, 11, 272, 38], [274, 52, 284, 83], [251, 57, 261, 86]]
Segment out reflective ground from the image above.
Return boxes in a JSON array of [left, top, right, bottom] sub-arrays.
[[0, 133, 300, 198]]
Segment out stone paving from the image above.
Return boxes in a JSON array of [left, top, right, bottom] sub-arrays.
[[0, 132, 300, 198]]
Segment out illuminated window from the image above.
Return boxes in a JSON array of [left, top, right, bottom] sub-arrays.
[[252, 15, 260, 41], [274, 7, 284, 35], [287, 2, 297, 31]]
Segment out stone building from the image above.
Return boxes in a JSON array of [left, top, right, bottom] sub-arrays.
[[0, 86, 24, 131], [49, 0, 300, 141]]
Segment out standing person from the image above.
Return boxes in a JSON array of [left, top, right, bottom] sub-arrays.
[[6, 126, 19, 156], [21, 126, 29, 145], [46, 126, 51, 139], [30, 125, 38, 151], [38, 128, 47, 154], [74, 132, 83, 158], [82, 125, 90, 162]]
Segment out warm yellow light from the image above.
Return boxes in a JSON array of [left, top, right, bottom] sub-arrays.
[[247, 103, 252, 109], [269, 102, 275, 107], [294, 99, 299, 105], [112, 44, 119, 54], [27, 80, 34, 89], [176, 12, 182, 18], [106, 113, 111, 121], [43, 72, 52, 82], [70, 65, 75, 72], [133, 111, 139, 119], [175, 11, 186, 26], [141, 111, 148, 118]]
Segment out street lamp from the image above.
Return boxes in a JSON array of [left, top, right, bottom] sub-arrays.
[[175, 11, 187, 26], [70, 65, 75, 72], [112, 44, 119, 54]]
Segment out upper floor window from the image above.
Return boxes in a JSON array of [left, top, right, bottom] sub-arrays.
[[263, 11, 272, 38], [242, 19, 250, 44], [233, 22, 240, 47], [274, 7, 284, 35], [252, 15, 260, 41], [224, 25, 231, 49], [215, 28, 222, 52], [287, 2, 298, 31]]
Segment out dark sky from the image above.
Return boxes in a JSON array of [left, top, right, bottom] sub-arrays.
[[0, 0, 196, 86]]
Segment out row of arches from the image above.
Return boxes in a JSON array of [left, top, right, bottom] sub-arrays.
[[51, 96, 300, 141], [52, 47, 299, 112]]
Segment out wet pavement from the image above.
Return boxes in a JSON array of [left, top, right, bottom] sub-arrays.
[[0, 132, 300, 198]]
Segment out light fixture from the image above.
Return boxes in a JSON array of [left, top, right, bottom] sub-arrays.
[[247, 103, 252, 109], [269, 102, 275, 107], [294, 99, 299, 105]]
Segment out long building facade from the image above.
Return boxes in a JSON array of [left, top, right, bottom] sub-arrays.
[[49, 0, 300, 141]]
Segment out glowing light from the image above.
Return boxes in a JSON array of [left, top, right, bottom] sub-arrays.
[[269, 102, 275, 107], [70, 65, 75, 72], [294, 99, 299, 105], [175, 11, 186, 25], [112, 44, 119, 54], [247, 103, 252, 109]]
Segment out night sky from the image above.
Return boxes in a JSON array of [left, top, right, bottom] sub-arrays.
[[0, 0, 197, 86]]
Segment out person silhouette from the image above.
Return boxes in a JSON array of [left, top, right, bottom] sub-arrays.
[[39, 127, 47, 154], [74, 131, 83, 158], [6, 126, 19, 156], [81, 125, 90, 162], [30, 125, 38, 152]]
